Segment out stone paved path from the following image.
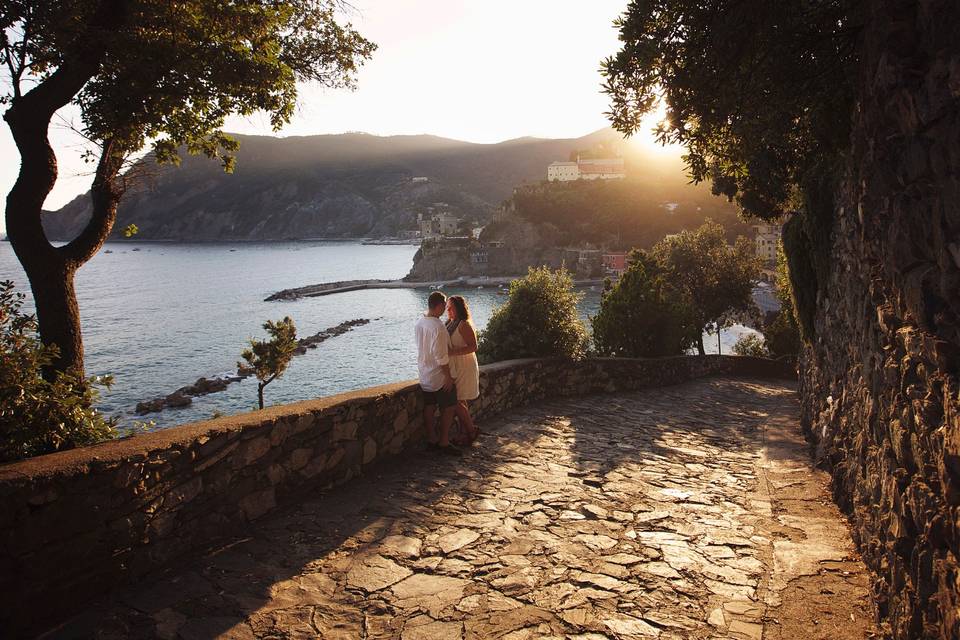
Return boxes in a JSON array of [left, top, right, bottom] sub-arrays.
[[61, 377, 879, 640]]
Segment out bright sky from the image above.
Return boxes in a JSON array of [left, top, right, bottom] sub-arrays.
[[0, 0, 679, 225]]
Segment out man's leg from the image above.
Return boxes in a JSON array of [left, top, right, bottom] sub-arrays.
[[423, 403, 438, 444], [438, 405, 456, 447]]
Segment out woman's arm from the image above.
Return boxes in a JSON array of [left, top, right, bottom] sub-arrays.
[[449, 321, 478, 356]]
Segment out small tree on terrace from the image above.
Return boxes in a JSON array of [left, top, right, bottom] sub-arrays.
[[592, 251, 698, 358], [477, 267, 588, 364], [240, 317, 298, 410], [1, 1, 374, 378], [651, 220, 761, 355]]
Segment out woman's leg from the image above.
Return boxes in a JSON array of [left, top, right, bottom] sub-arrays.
[[455, 401, 478, 442]]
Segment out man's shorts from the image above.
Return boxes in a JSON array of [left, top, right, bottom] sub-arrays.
[[422, 384, 458, 409]]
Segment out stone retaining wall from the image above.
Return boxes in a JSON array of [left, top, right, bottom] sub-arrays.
[[797, 2, 960, 638], [0, 355, 792, 635]]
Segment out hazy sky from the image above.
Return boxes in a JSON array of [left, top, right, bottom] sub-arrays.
[[0, 0, 677, 222]]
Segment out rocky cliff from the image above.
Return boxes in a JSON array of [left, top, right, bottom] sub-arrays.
[[40, 129, 648, 242], [797, 2, 960, 638]]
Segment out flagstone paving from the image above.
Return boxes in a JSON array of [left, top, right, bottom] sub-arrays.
[[62, 377, 880, 639]]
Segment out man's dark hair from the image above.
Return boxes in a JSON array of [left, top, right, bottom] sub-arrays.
[[428, 291, 446, 309]]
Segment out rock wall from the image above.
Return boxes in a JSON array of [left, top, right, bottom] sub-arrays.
[[0, 355, 791, 635], [797, 1, 960, 638]]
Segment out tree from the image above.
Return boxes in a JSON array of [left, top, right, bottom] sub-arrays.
[[602, 1, 860, 338], [477, 267, 588, 364], [651, 220, 761, 355], [240, 317, 298, 410], [592, 250, 698, 358], [0, 281, 115, 462], [1, 1, 374, 377], [602, 0, 857, 220]]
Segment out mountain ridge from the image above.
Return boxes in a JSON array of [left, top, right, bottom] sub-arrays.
[[40, 128, 690, 242]]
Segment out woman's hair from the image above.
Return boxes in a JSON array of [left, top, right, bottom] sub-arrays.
[[448, 295, 471, 321]]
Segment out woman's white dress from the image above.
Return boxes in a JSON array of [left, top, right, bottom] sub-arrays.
[[450, 322, 480, 401]]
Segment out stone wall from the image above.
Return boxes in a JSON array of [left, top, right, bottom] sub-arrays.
[[797, 1, 960, 638], [0, 355, 790, 635]]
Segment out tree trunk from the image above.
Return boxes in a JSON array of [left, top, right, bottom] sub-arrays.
[[28, 262, 84, 376], [697, 333, 706, 356], [717, 330, 721, 355], [257, 383, 265, 410]]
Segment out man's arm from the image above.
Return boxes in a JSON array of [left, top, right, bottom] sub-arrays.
[[432, 326, 454, 391]]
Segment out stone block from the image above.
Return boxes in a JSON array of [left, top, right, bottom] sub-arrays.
[[332, 420, 358, 442], [239, 488, 276, 520], [363, 438, 377, 465]]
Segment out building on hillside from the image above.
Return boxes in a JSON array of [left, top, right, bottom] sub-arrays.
[[411, 176, 429, 183], [546, 157, 626, 182], [418, 209, 462, 240], [754, 223, 781, 263], [547, 161, 580, 182], [578, 157, 626, 180], [602, 252, 629, 276]]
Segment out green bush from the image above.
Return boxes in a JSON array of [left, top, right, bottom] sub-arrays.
[[0, 281, 116, 463], [733, 333, 769, 357], [592, 251, 698, 357], [477, 267, 588, 364], [765, 242, 802, 358]]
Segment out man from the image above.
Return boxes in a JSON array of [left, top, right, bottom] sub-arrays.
[[415, 291, 461, 455]]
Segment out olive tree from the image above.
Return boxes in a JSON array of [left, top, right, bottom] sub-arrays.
[[1, 1, 374, 377], [651, 220, 761, 355]]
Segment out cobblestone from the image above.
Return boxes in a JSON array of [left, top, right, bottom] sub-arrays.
[[67, 377, 877, 639]]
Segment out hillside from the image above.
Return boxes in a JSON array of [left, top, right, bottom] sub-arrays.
[[40, 129, 683, 242], [491, 176, 749, 249]]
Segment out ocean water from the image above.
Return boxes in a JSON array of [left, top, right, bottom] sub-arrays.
[[0, 241, 760, 430]]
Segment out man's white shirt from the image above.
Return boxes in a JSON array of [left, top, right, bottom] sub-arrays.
[[415, 314, 450, 391]]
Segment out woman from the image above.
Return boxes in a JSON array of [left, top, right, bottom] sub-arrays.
[[445, 295, 480, 444]]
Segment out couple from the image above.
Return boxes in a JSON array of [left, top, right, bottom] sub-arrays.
[[415, 291, 480, 455]]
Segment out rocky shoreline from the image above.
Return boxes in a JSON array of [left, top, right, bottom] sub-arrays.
[[135, 318, 374, 415]]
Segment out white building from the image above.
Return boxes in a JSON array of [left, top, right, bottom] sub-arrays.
[[547, 161, 580, 182], [546, 157, 626, 182], [754, 223, 781, 263]]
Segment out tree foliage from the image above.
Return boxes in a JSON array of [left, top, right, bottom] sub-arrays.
[[477, 267, 588, 364], [651, 220, 761, 354], [0, 281, 116, 463], [240, 317, 298, 410], [1, 0, 374, 376], [592, 250, 698, 357], [733, 333, 769, 358], [602, 0, 859, 221], [764, 242, 802, 358]]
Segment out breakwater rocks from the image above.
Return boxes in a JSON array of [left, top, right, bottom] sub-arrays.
[[135, 319, 374, 415], [266, 279, 394, 301]]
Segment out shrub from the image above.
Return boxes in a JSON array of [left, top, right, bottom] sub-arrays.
[[766, 242, 802, 358], [0, 281, 116, 463], [477, 267, 588, 364], [733, 333, 769, 357], [592, 251, 698, 357]]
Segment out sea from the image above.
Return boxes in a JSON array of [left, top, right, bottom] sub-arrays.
[[0, 241, 766, 430]]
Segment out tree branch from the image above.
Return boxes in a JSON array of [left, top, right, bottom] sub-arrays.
[[59, 138, 127, 266]]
